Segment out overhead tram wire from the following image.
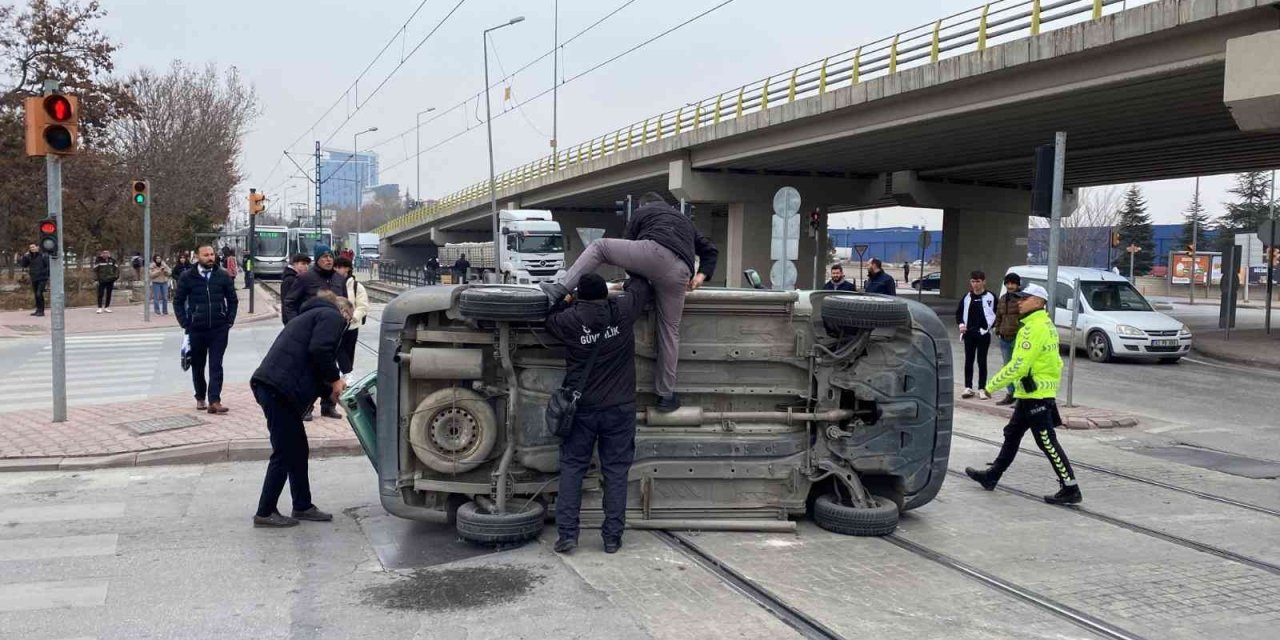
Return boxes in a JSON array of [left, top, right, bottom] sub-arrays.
[[377, 0, 740, 176], [364, 0, 641, 155]]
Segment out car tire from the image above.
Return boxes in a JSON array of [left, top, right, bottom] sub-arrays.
[[823, 295, 911, 330], [1158, 356, 1182, 364], [1086, 331, 1113, 363], [408, 388, 498, 474], [812, 493, 899, 536], [458, 285, 547, 322], [456, 499, 545, 546]]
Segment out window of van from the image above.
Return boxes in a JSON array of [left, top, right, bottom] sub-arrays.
[[1080, 281, 1152, 312], [1024, 279, 1075, 309]]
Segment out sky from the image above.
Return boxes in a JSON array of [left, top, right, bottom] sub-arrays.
[[93, 0, 1258, 230]]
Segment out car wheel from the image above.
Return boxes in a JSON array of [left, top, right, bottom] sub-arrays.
[[1086, 331, 1113, 363], [456, 499, 545, 546], [408, 388, 498, 474], [812, 493, 899, 536], [823, 295, 911, 331], [1158, 357, 1181, 364], [458, 285, 547, 322]]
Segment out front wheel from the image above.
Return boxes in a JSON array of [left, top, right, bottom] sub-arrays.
[[1086, 331, 1113, 363], [456, 499, 545, 546], [813, 493, 899, 536]]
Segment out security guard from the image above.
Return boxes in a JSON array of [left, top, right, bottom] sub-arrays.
[[545, 273, 652, 554], [964, 283, 1081, 504]]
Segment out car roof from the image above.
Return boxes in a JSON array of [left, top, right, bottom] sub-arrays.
[[1006, 265, 1129, 283]]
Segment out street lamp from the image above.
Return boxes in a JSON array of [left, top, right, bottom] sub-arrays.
[[484, 16, 525, 265], [415, 107, 436, 205], [353, 126, 378, 262]]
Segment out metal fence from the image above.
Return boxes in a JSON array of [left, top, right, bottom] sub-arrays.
[[377, 0, 1145, 237], [377, 264, 427, 288]]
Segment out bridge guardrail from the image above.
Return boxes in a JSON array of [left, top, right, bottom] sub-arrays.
[[377, 0, 1143, 237]]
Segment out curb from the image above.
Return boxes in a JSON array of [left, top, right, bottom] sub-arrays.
[[1190, 346, 1279, 370], [0, 437, 363, 473], [954, 399, 1139, 430]]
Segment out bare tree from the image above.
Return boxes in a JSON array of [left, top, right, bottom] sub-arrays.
[[1031, 186, 1123, 267]]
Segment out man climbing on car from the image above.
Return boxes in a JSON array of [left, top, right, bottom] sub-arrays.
[[541, 192, 717, 413]]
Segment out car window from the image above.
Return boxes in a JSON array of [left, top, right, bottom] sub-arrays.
[[1055, 282, 1074, 309], [1080, 281, 1152, 312]]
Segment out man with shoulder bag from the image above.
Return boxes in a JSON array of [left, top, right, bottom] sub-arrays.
[[544, 273, 652, 555]]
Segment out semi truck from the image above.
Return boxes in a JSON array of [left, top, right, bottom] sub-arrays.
[[347, 232, 380, 260], [438, 210, 566, 284]]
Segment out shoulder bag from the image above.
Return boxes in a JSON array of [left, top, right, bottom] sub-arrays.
[[545, 304, 614, 438]]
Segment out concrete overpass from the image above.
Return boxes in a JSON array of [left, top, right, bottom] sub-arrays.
[[378, 0, 1280, 297]]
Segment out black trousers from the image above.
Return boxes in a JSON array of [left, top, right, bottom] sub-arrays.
[[557, 403, 637, 541], [253, 383, 313, 517], [425, 268, 438, 285], [992, 398, 1077, 487], [337, 329, 358, 375], [189, 326, 230, 403], [32, 279, 47, 315], [962, 332, 991, 389], [96, 281, 114, 308]]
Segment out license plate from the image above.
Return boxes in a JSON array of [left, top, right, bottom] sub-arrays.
[[1153, 339, 1178, 347]]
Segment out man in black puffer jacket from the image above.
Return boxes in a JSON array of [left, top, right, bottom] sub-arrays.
[[175, 245, 239, 415], [542, 192, 717, 413], [250, 291, 352, 528], [282, 244, 347, 420], [279, 254, 311, 325]]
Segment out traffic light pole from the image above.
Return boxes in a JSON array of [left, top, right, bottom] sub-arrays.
[[248, 208, 256, 315], [46, 153, 67, 422], [143, 192, 151, 323]]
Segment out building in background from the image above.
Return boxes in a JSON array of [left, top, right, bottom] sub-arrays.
[[362, 183, 400, 207], [319, 149, 380, 210]]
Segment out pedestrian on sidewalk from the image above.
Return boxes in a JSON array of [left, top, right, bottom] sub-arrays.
[[425, 256, 440, 285], [903, 261, 911, 284], [171, 253, 193, 296], [175, 245, 239, 415], [546, 273, 653, 554], [130, 252, 144, 280], [279, 254, 311, 323], [17, 244, 49, 317], [956, 270, 997, 400], [332, 256, 369, 384], [149, 255, 171, 316], [822, 264, 857, 292], [452, 254, 470, 284], [242, 250, 254, 290], [993, 272, 1023, 406], [92, 250, 119, 314], [864, 258, 897, 295], [965, 283, 1082, 505], [283, 244, 347, 421], [250, 290, 352, 528], [541, 192, 718, 413]]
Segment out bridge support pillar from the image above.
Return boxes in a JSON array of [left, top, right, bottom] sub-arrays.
[[1225, 29, 1280, 132], [940, 209, 1029, 299]]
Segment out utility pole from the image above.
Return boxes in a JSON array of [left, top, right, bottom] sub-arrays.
[[1267, 169, 1276, 335], [1191, 176, 1198, 305], [415, 107, 435, 204], [552, 0, 559, 161], [484, 17, 526, 257], [314, 141, 323, 231], [1045, 131, 1067, 314]]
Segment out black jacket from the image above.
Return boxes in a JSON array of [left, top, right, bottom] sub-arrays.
[[19, 251, 50, 282], [823, 279, 856, 292], [252, 297, 347, 414], [546, 278, 652, 409], [425, 257, 440, 271], [279, 267, 300, 324], [864, 270, 897, 295], [453, 258, 470, 273], [283, 265, 346, 323], [171, 262, 193, 283], [175, 264, 238, 331], [625, 203, 718, 280]]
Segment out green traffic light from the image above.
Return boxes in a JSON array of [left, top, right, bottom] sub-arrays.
[[134, 194, 145, 205]]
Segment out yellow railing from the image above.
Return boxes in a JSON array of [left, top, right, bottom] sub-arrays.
[[378, 0, 1140, 236]]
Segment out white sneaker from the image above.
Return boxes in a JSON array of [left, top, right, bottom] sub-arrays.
[[961, 388, 975, 399], [104, 308, 112, 313], [978, 390, 991, 400], [96, 308, 103, 314]]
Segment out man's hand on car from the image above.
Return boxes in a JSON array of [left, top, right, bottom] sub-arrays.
[[687, 273, 707, 292], [330, 378, 347, 402]]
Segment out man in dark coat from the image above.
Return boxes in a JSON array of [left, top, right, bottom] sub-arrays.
[[17, 244, 49, 317], [174, 245, 239, 414], [250, 290, 352, 528], [424, 256, 441, 285], [282, 244, 346, 420], [864, 258, 897, 295], [542, 192, 717, 412], [279, 254, 311, 324], [452, 254, 470, 284], [822, 264, 856, 292]]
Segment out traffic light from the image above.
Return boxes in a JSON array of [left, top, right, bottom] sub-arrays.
[[1186, 244, 1196, 256], [809, 209, 821, 233], [131, 180, 149, 206], [1110, 230, 1121, 248], [24, 92, 80, 156], [38, 218, 58, 257], [249, 189, 266, 215]]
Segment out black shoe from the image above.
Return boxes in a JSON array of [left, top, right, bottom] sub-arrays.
[[964, 466, 1000, 491], [539, 282, 571, 310], [320, 407, 343, 419], [553, 537, 578, 554], [291, 506, 333, 522], [303, 407, 314, 422], [1044, 485, 1082, 505], [656, 394, 681, 413], [253, 512, 299, 528], [996, 394, 1016, 406], [603, 538, 622, 554]]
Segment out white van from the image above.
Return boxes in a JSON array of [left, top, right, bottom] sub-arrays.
[[1006, 266, 1193, 363]]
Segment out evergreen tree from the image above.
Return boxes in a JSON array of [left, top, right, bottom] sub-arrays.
[[1217, 171, 1273, 252], [1112, 184, 1154, 275], [1179, 189, 1212, 251]]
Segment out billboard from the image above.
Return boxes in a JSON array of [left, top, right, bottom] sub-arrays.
[[1170, 254, 1223, 285]]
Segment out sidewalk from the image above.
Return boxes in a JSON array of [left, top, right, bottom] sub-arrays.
[[1191, 328, 1280, 368], [954, 386, 1140, 429], [0, 284, 278, 338], [0, 384, 360, 471]]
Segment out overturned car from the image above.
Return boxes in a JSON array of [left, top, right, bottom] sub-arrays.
[[343, 284, 952, 543]]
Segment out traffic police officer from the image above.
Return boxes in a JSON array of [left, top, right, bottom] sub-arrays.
[[964, 283, 1082, 504], [545, 273, 653, 554]]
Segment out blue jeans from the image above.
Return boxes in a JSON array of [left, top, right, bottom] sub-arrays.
[[151, 282, 169, 314], [999, 337, 1016, 395], [556, 403, 636, 542]]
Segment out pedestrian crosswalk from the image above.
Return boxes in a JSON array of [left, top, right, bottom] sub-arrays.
[[0, 332, 170, 412]]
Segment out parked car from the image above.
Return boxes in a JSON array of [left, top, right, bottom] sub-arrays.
[[911, 272, 941, 291], [1007, 265, 1192, 363], [342, 285, 955, 544]]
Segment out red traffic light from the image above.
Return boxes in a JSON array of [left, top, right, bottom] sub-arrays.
[[39, 220, 57, 234], [43, 95, 73, 122]]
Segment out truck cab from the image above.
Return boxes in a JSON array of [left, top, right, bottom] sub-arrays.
[[499, 210, 566, 285]]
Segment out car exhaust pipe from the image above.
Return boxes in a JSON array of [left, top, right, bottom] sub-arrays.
[[639, 407, 854, 426]]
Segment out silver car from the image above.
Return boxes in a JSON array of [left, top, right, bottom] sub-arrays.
[[342, 285, 953, 544]]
